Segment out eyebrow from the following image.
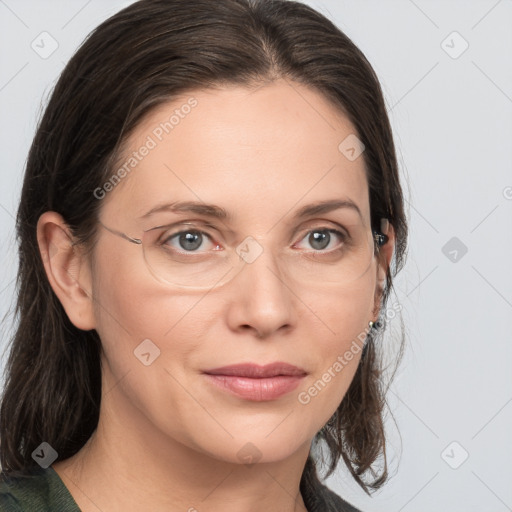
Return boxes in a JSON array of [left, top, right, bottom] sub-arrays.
[[139, 198, 362, 222]]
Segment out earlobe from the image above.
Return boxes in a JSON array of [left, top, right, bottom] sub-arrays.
[[36, 211, 96, 331]]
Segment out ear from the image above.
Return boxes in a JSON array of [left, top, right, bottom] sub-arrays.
[[372, 221, 395, 320], [36, 211, 96, 331]]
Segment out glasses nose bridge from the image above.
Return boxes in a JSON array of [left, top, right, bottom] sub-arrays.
[[232, 234, 287, 280]]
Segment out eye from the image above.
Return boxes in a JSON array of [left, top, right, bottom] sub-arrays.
[[294, 227, 347, 252], [160, 227, 220, 253]]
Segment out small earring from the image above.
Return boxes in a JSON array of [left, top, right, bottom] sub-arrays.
[[368, 320, 377, 330]]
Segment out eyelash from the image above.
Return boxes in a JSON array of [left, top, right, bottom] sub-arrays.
[[156, 223, 349, 255]]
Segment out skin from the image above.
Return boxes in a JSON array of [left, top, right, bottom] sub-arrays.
[[39, 78, 395, 512]]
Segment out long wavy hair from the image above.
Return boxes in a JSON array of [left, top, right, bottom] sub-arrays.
[[0, 0, 407, 500]]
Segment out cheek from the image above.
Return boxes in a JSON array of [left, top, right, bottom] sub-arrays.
[[90, 244, 210, 380], [93, 279, 206, 365], [309, 274, 376, 345], [295, 279, 376, 425], [90, 257, 216, 439]]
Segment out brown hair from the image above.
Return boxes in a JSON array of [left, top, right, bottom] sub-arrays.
[[0, 0, 407, 500]]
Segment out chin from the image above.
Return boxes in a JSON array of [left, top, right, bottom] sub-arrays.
[[187, 422, 313, 466]]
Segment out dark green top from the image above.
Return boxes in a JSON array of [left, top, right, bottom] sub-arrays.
[[0, 465, 361, 511], [0, 466, 80, 511]]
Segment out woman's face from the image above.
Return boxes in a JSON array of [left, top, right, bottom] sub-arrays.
[[82, 79, 389, 464]]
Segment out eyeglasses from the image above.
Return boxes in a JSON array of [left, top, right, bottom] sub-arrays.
[[97, 218, 389, 291]]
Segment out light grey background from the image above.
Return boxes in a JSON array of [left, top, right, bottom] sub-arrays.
[[1, 1, 511, 511]]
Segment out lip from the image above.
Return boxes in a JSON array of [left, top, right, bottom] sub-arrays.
[[203, 362, 307, 402], [204, 362, 307, 378]]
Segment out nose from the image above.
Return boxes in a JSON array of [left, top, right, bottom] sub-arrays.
[[223, 243, 297, 339]]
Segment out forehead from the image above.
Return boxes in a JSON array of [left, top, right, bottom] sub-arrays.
[[100, 79, 370, 228]]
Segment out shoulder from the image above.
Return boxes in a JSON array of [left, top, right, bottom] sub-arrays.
[[0, 465, 80, 512]]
